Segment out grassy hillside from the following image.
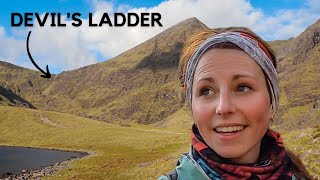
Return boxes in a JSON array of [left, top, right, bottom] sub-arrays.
[[0, 106, 318, 179], [153, 105, 193, 130], [280, 127, 320, 177], [0, 106, 190, 179]]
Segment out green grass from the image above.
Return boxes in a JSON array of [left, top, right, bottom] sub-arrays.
[[279, 91, 289, 107], [0, 106, 189, 179], [154, 106, 193, 130], [281, 103, 313, 120], [1, 106, 319, 179]]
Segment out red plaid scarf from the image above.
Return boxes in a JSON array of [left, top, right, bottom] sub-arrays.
[[191, 125, 295, 180]]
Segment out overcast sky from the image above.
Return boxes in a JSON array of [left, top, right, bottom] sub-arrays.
[[0, 0, 319, 74]]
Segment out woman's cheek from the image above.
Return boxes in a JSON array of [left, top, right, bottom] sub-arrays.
[[193, 99, 213, 125], [247, 94, 271, 121]]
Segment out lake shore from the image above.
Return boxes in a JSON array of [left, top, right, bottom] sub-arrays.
[[0, 146, 91, 180]]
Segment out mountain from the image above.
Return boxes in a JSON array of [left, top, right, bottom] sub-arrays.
[[0, 18, 208, 124], [0, 18, 319, 129], [270, 19, 320, 130]]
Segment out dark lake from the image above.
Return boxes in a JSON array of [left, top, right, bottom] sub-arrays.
[[0, 146, 87, 176]]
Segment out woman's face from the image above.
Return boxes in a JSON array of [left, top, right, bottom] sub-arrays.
[[192, 48, 273, 164]]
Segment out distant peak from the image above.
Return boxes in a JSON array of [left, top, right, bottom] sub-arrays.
[[184, 17, 202, 23], [176, 17, 206, 27]]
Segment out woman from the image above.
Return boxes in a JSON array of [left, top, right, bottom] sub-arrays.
[[159, 28, 312, 180]]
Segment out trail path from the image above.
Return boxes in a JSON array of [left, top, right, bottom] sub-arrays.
[[42, 74, 59, 95], [33, 111, 66, 128]]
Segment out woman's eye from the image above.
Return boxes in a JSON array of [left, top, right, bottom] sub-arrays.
[[200, 88, 212, 96], [237, 85, 250, 92]]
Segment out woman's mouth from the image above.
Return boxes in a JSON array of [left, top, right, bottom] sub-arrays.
[[214, 125, 245, 133], [213, 125, 247, 140]]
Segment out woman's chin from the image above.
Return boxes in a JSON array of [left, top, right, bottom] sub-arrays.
[[215, 150, 244, 160], [208, 137, 249, 160], [212, 145, 259, 164]]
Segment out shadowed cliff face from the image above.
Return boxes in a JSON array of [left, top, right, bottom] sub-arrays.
[[0, 18, 319, 128], [0, 61, 54, 108], [0, 85, 35, 109]]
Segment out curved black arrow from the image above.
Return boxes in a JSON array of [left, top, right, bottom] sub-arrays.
[[26, 31, 51, 78]]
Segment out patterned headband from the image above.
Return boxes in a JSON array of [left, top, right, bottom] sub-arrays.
[[185, 32, 279, 113]]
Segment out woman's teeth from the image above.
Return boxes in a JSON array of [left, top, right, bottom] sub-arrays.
[[215, 126, 245, 133]]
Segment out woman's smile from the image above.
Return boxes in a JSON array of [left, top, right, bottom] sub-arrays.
[[214, 124, 247, 141], [214, 125, 245, 133]]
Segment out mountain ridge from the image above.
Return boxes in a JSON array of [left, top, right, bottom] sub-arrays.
[[0, 17, 209, 124], [0, 18, 319, 129]]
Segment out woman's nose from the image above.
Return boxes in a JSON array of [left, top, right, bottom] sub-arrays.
[[216, 92, 236, 115]]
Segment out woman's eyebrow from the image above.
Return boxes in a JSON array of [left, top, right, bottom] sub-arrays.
[[233, 74, 257, 81], [195, 74, 257, 84], [196, 77, 215, 84]]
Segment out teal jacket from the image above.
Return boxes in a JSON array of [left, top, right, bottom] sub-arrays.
[[158, 150, 300, 180], [158, 150, 222, 180]]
